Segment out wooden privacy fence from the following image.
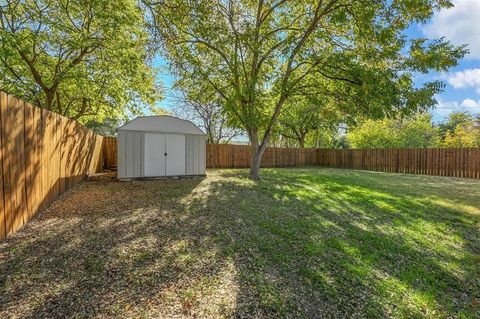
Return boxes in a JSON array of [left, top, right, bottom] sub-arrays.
[[0, 92, 104, 239], [102, 139, 480, 178], [102, 136, 117, 170], [317, 148, 480, 178], [206, 144, 318, 168]]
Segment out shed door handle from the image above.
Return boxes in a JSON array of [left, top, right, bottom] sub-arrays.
[[164, 153, 167, 156]]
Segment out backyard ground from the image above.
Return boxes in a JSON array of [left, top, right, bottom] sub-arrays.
[[0, 168, 479, 318]]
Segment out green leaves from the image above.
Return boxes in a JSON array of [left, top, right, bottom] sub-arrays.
[[0, 0, 160, 123], [1, 0, 468, 171], [152, 1, 465, 146], [346, 113, 441, 148], [408, 38, 468, 72], [278, 89, 343, 147], [439, 112, 480, 147], [347, 111, 480, 149]]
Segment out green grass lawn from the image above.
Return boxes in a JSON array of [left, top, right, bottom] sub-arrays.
[[1, 168, 479, 318]]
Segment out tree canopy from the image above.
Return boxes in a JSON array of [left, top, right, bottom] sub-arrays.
[[0, 0, 472, 166], [441, 112, 480, 147], [345, 111, 480, 148], [346, 113, 440, 148], [151, 0, 466, 178], [0, 0, 160, 125], [278, 94, 342, 148]]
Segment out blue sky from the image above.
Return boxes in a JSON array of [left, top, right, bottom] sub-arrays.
[[153, 0, 480, 123]]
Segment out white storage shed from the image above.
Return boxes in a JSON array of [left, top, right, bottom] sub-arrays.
[[117, 116, 206, 180]]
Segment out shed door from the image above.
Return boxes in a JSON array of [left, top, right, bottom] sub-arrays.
[[165, 134, 185, 176], [144, 133, 166, 177]]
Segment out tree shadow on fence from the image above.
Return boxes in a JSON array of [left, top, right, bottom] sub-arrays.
[[0, 92, 104, 239]]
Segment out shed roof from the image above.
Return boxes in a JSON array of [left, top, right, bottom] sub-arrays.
[[118, 116, 205, 135]]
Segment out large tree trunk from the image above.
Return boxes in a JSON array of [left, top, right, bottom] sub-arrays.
[[249, 131, 259, 179], [247, 96, 288, 179], [248, 131, 270, 180], [249, 143, 269, 180], [247, 130, 259, 179], [299, 137, 305, 148], [45, 90, 55, 111], [249, 145, 261, 179]]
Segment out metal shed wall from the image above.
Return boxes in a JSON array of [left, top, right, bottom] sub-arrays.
[[186, 134, 206, 175], [117, 130, 144, 179]]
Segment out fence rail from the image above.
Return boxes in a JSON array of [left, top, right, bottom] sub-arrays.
[[0, 92, 104, 239]]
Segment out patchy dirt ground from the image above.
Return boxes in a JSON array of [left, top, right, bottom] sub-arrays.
[[0, 172, 240, 319], [0, 169, 479, 319]]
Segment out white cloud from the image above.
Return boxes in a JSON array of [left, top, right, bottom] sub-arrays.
[[461, 98, 480, 108], [431, 97, 480, 121], [436, 98, 480, 110], [423, 0, 480, 59], [446, 68, 480, 94]]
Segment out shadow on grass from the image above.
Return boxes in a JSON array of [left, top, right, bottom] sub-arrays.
[[0, 168, 478, 318], [0, 177, 232, 318], [187, 168, 479, 318]]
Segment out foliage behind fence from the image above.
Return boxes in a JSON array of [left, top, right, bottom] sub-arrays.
[[0, 92, 104, 239]]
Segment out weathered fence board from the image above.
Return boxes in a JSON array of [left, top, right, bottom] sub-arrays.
[[0, 92, 104, 239]]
